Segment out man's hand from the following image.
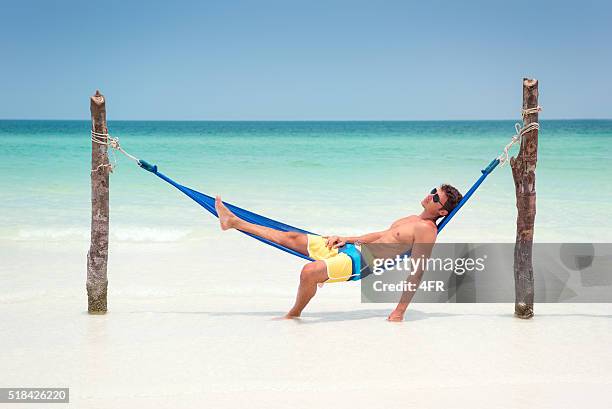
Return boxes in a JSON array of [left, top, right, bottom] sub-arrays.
[[387, 308, 405, 322], [324, 235, 346, 249]]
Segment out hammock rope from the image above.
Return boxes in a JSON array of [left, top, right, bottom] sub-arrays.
[[90, 130, 140, 173], [497, 105, 542, 166]]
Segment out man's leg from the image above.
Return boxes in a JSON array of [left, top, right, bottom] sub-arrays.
[[215, 196, 309, 256], [286, 260, 328, 318]]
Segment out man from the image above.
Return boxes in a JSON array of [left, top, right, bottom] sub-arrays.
[[215, 184, 463, 321]]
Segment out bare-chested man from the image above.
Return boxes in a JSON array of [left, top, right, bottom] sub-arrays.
[[215, 184, 463, 321]]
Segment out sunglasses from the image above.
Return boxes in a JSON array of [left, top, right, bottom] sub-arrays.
[[430, 188, 448, 209]]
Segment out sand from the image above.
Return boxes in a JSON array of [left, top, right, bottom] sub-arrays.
[[2, 237, 612, 408]]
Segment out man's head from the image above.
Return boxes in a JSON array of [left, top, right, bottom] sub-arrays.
[[421, 184, 463, 219]]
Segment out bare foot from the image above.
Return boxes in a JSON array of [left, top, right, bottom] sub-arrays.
[[272, 314, 301, 320], [387, 310, 405, 322], [215, 196, 237, 230], [281, 309, 303, 319]]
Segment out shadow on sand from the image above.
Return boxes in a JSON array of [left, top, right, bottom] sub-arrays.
[[124, 308, 502, 324], [125, 308, 612, 324]]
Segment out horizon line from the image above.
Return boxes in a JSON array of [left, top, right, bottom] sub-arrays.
[[1, 117, 612, 122]]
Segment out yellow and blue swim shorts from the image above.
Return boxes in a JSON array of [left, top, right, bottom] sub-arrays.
[[306, 234, 363, 283]]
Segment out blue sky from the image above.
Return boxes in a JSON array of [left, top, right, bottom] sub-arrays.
[[1, 0, 611, 120]]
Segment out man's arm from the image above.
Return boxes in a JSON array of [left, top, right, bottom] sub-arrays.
[[326, 217, 414, 248], [325, 231, 386, 249], [387, 224, 437, 322], [342, 231, 387, 244]]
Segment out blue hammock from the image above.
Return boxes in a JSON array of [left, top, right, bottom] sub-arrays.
[[138, 158, 500, 272]]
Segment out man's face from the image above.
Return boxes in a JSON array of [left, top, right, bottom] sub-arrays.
[[421, 186, 449, 216]]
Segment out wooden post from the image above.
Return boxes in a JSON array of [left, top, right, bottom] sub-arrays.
[[510, 78, 539, 319], [87, 90, 110, 314]]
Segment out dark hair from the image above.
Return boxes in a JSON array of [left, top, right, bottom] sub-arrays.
[[440, 184, 463, 214]]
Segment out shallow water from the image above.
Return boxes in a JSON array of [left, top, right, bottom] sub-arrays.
[[1, 120, 611, 243]]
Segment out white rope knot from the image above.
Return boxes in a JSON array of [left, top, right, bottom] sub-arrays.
[[108, 137, 120, 150], [497, 107, 542, 166], [521, 105, 542, 118], [90, 130, 140, 173], [91, 162, 114, 174]]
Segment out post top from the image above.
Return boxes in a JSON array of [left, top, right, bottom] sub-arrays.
[[90, 90, 105, 105]]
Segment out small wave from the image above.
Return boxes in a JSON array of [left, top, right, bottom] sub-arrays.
[[8, 226, 198, 243], [16, 227, 89, 240], [287, 159, 322, 168], [113, 226, 192, 242]]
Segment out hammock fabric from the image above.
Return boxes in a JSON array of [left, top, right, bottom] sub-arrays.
[[138, 158, 500, 277]]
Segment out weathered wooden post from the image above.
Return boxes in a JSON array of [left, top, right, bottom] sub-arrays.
[[87, 90, 110, 314], [510, 78, 539, 319]]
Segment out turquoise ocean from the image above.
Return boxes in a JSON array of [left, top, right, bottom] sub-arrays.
[[1, 120, 611, 244]]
